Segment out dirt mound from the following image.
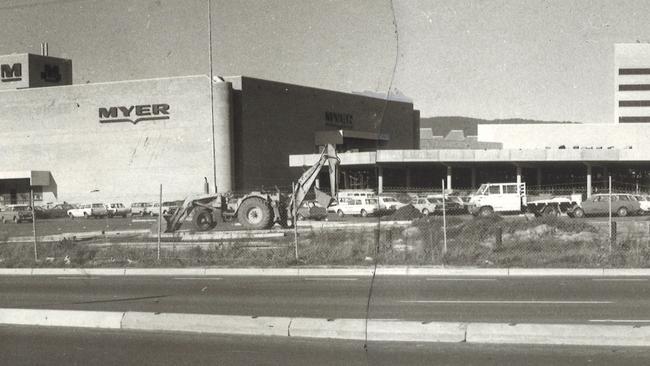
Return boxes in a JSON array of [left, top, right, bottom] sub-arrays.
[[387, 204, 423, 221]]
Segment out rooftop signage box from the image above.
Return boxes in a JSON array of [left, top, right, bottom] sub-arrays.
[[0, 53, 72, 91]]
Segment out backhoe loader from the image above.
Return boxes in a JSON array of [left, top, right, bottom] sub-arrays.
[[164, 144, 339, 232]]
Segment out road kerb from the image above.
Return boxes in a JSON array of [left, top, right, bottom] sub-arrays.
[[466, 322, 650, 347], [121, 312, 291, 337], [1, 308, 650, 346], [289, 318, 366, 340], [5, 267, 650, 277], [0, 308, 123, 329], [367, 320, 467, 342]]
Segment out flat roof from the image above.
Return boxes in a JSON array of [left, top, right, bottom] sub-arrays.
[[289, 148, 650, 167]]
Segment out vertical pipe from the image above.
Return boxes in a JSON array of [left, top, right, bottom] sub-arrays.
[[515, 165, 522, 186], [446, 166, 452, 192], [157, 184, 162, 261], [470, 167, 477, 189]]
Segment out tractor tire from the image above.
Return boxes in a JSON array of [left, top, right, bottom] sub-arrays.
[[237, 197, 273, 230], [479, 206, 494, 217], [422, 208, 429, 216], [13, 216, 19, 224], [83, 212, 89, 219], [542, 206, 558, 217], [572, 208, 585, 218], [192, 208, 216, 231], [617, 207, 628, 217], [337, 209, 344, 218], [360, 209, 368, 217]]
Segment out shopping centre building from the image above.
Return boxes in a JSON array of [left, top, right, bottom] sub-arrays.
[[3, 43, 650, 206], [0, 51, 419, 205]]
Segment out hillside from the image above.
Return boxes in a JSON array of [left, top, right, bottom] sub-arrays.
[[420, 116, 580, 137]]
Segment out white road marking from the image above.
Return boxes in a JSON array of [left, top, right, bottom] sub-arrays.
[[426, 278, 497, 281], [173, 277, 223, 280], [57, 277, 99, 280], [589, 319, 650, 323], [304, 278, 359, 281], [592, 279, 648, 282], [400, 300, 613, 304], [132, 219, 156, 222]]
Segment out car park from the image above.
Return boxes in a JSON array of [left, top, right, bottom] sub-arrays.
[[328, 197, 378, 217], [296, 200, 328, 221], [130, 202, 151, 216], [411, 197, 438, 215], [0, 205, 34, 223], [67, 203, 109, 219], [106, 203, 130, 218], [568, 193, 641, 218]]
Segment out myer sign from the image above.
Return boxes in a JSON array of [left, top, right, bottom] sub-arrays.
[[0, 63, 22, 82], [324, 111, 353, 128], [99, 104, 170, 124]]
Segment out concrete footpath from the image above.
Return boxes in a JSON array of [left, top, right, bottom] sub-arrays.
[[2, 267, 650, 277], [1, 308, 649, 347]]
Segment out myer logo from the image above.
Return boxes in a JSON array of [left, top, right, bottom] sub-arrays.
[[325, 111, 353, 128], [1, 63, 22, 82], [40, 64, 62, 83], [99, 104, 170, 124]]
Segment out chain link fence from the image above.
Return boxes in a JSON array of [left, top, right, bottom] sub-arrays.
[[1, 178, 650, 268]]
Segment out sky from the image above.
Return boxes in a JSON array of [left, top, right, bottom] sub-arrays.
[[1, 0, 650, 123]]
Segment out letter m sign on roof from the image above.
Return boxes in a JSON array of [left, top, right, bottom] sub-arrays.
[[1, 63, 22, 82]]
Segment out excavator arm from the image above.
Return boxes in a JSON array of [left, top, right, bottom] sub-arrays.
[[288, 144, 339, 219]]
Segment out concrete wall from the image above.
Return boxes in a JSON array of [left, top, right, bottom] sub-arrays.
[[0, 75, 224, 204], [230, 76, 417, 190], [478, 123, 650, 151]]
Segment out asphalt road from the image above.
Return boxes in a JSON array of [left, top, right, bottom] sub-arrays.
[[2, 276, 650, 324], [2, 325, 649, 366]]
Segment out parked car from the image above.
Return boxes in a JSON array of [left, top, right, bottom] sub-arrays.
[[569, 193, 641, 218], [296, 201, 328, 221], [427, 195, 465, 214], [328, 197, 378, 217], [635, 195, 650, 214], [106, 203, 130, 218], [67, 203, 108, 219], [0, 205, 33, 223], [130, 202, 152, 216], [34, 203, 74, 219], [378, 196, 408, 211], [411, 197, 438, 215], [149, 203, 161, 216]]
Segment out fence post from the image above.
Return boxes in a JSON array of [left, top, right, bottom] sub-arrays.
[[608, 176, 612, 253], [31, 188, 38, 262], [611, 221, 617, 248], [158, 184, 162, 261], [292, 183, 299, 262], [495, 227, 502, 251], [441, 179, 447, 256]]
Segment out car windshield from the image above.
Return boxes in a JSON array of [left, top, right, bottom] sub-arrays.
[[92, 204, 104, 208], [12, 206, 29, 211], [382, 197, 397, 202], [366, 199, 377, 204]]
